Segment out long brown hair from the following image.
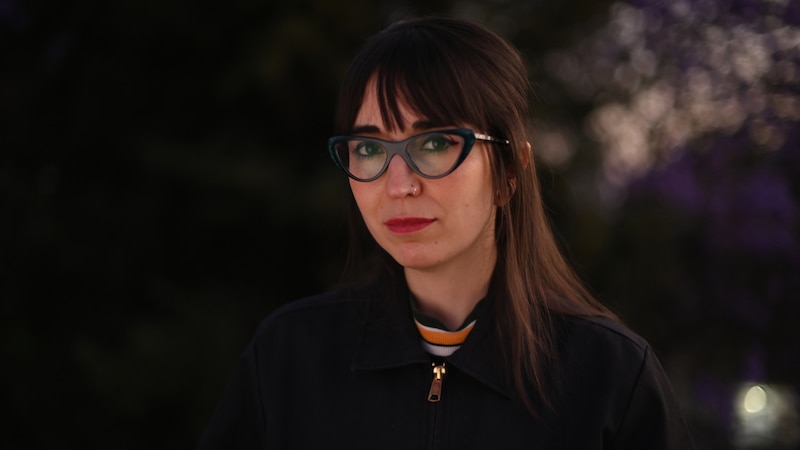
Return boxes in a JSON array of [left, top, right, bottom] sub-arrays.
[[334, 16, 616, 414]]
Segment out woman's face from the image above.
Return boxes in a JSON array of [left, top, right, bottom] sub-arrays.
[[349, 82, 498, 275]]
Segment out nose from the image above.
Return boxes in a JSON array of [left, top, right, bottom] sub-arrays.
[[384, 154, 419, 198]]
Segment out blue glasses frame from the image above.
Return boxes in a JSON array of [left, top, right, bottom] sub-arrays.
[[328, 128, 509, 182]]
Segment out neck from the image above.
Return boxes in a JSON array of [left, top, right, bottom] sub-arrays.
[[404, 248, 496, 331]]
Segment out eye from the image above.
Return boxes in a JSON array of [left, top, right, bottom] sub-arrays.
[[353, 141, 385, 158], [420, 134, 457, 153]]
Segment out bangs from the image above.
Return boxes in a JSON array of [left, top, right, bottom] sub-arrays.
[[373, 36, 480, 132], [335, 22, 492, 135]]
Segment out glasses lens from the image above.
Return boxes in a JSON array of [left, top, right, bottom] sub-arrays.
[[333, 139, 388, 180], [407, 132, 466, 177]]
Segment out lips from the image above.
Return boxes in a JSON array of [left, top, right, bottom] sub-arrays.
[[385, 217, 435, 234]]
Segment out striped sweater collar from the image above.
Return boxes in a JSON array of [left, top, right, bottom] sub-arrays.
[[410, 298, 485, 357]]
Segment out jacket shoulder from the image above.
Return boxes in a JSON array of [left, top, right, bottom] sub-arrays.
[[249, 288, 366, 349], [563, 315, 649, 352], [563, 317, 695, 448], [263, 288, 357, 320], [555, 314, 652, 391]]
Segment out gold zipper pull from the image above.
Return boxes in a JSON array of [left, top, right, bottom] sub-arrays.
[[428, 362, 446, 402]]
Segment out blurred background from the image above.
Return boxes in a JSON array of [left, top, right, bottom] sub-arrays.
[[2, 0, 799, 448]]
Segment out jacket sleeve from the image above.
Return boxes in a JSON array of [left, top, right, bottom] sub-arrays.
[[195, 343, 266, 450], [611, 346, 695, 450]]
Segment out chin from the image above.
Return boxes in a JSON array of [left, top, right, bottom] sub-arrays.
[[377, 238, 443, 270], [387, 252, 440, 271]]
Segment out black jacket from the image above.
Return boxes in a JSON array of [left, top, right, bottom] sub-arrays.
[[197, 284, 694, 449]]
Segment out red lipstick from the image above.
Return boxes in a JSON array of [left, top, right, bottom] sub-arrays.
[[385, 217, 435, 234]]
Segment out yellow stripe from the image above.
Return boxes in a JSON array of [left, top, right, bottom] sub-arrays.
[[414, 320, 475, 346]]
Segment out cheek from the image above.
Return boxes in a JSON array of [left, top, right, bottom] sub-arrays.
[[349, 181, 377, 220], [463, 157, 496, 206]]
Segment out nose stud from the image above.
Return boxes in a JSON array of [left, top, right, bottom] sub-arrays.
[[410, 185, 418, 197]]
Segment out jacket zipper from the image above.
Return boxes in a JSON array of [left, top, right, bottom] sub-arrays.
[[427, 362, 447, 449], [427, 362, 446, 402]]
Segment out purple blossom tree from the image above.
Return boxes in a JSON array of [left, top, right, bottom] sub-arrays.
[[534, 0, 800, 447]]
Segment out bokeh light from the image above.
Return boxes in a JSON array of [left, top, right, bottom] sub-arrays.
[[543, 0, 799, 196]]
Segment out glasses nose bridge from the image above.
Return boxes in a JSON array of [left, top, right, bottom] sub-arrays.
[[382, 140, 416, 175]]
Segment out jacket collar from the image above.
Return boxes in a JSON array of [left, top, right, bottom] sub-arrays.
[[351, 278, 513, 398], [446, 300, 512, 398]]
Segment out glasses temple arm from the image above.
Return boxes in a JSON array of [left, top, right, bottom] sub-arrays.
[[474, 133, 510, 145]]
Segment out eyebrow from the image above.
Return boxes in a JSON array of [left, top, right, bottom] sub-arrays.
[[350, 125, 381, 135], [349, 120, 451, 136]]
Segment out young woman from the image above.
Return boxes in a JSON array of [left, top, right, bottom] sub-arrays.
[[197, 16, 694, 449]]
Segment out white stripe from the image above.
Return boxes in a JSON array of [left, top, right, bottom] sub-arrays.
[[421, 339, 459, 357]]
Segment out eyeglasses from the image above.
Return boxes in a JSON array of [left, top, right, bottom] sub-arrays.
[[328, 128, 510, 182]]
